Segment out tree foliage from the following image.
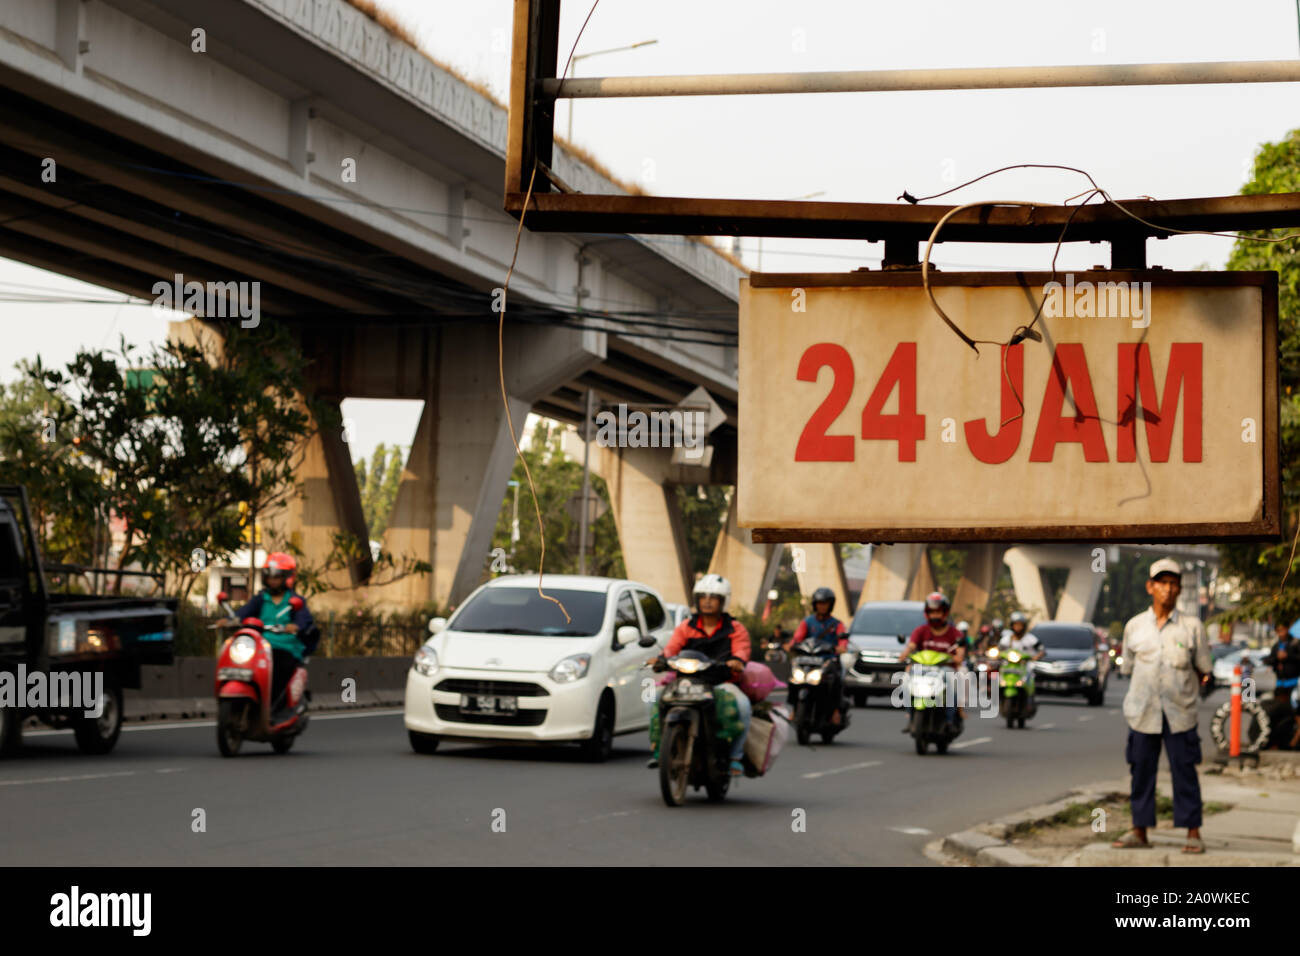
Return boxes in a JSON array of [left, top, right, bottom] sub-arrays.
[[355, 443, 405, 539], [1220, 127, 1300, 623], [20, 325, 328, 599], [490, 421, 624, 579]]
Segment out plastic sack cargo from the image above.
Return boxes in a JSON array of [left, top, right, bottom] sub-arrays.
[[738, 661, 784, 702], [743, 703, 791, 776]]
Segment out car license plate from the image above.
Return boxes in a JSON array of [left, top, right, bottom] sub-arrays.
[[1041, 681, 1067, 691], [461, 694, 518, 714]]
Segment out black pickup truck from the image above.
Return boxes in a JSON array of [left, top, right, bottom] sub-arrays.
[[0, 484, 176, 755]]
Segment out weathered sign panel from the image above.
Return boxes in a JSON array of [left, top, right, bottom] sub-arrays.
[[739, 271, 1278, 542]]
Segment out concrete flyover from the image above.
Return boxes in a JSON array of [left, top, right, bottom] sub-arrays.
[[0, 0, 745, 609]]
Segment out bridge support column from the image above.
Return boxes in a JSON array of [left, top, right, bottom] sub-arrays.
[[858, 544, 932, 607], [707, 494, 775, 615], [595, 444, 693, 606], [951, 544, 1007, 627], [1057, 559, 1105, 623], [373, 323, 603, 610]]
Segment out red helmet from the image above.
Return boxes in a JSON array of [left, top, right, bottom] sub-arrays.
[[924, 591, 950, 612], [263, 551, 297, 588]]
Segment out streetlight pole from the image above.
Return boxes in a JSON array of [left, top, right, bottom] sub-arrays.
[[756, 190, 825, 271], [566, 39, 658, 142], [579, 389, 594, 575]]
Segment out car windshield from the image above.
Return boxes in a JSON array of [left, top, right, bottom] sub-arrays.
[[1031, 626, 1095, 650], [1210, 644, 1238, 660], [851, 607, 923, 637], [450, 588, 607, 636]]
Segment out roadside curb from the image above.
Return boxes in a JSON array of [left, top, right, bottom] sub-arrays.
[[122, 691, 405, 723], [939, 781, 1127, 867]]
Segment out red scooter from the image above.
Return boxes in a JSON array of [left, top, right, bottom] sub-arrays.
[[213, 591, 311, 756]]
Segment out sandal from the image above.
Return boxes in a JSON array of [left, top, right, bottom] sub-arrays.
[[1111, 829, 1152, 849], [1182, 836, 1206, 854]]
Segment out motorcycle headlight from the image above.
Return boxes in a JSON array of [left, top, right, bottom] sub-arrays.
[[413, 643, 439, 677], [550, 653, 591, 683], [805, 668, 824, 685], [670, 657, 704, 674], [791, 668, 806, 684], [988, 647, 1000, 659], [1080, 656, 1097, 671], [1005, 651, 1021, 663], [229, 635, 258, 665]]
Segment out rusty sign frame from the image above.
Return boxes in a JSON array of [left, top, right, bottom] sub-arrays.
[[506, 0, 1300, 259], [739, 270, 1280, 544]]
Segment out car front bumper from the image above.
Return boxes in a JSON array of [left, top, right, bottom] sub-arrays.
[[403, 666, 603, 742], [845, 658, 905, 695]]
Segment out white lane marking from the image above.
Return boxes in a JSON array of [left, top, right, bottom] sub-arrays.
[[1107, 709, 1119, 715], [1036, 723, 1057, 730], [802, 760, 882, 780], [0, 767, 187, 787], [0, 770, 137, 787], [890, 826, 932, 835], [950, 736, 992, 749], [1077, 715, 1094, 722], [24, 708, 404, 737]]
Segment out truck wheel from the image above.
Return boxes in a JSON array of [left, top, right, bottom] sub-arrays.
[[0, 700, 20, 756], [73, 679, 122, 755]]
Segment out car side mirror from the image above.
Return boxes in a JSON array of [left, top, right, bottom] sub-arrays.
[[897, 634, 907, 644], [615, 625, 641, 648], [289, 596, 304, 611], [638, 634, 658, 648], [428, 617, 447, 635]]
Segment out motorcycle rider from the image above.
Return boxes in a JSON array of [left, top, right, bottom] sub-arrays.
[[219, 552, 315, 721], [998, 611, 1045, 709], [649, 574, 752, 775], [786, 586, 850, 725], [899, 592, 966, 732]]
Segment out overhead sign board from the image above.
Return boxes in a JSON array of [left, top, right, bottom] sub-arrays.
[[738, 271, 1278, 542]]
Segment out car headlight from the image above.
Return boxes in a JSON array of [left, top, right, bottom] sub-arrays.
[[550, 653, 591, 683], [1115, 655, 1124, 666], [988, 647, 1000, 659], [229, 635, 258, 665], [805, 668, 824, 685], [1080, 656, 1097, 671], [413, 643, 439, 677]]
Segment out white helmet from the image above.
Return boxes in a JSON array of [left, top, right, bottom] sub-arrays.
[[693, 573, 732, 612]]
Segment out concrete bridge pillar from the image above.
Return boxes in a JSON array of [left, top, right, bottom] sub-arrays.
[[858, 544, 933, 607], [596, 443, 694, 607], [792, 545, 850, 620], [1003, 545, 1102, 624], [951, 544, 1008, 627], [707, 494, 775, 615]]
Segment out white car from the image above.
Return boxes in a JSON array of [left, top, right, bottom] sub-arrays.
[[663, 602, 691, 628], [404, 575, 672, 761]]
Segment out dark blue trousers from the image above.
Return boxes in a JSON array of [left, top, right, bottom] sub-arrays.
[[1126, 715, 1203, 829]]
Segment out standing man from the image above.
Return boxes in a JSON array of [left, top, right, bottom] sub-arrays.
[[1111, 558, 1212, 854]]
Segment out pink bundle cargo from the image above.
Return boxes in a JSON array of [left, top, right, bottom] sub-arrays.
[[738, 661, 782, 702]]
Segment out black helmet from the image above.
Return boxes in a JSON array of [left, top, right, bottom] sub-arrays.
[[811, 587, 835, 613]]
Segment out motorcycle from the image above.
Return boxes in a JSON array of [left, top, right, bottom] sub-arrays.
[[996, 647, 1037, 728], [787, 638, 850, 745], [656, 650, 740, 806], [213, 591, 312, 757], [905, 648, 962, 754], [762, 637, 788, 665]]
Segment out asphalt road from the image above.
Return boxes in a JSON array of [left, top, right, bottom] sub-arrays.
[[0, 681, 1237, 865]]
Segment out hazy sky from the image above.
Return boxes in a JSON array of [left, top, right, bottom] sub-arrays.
[[3, 0, 1298, 463]]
